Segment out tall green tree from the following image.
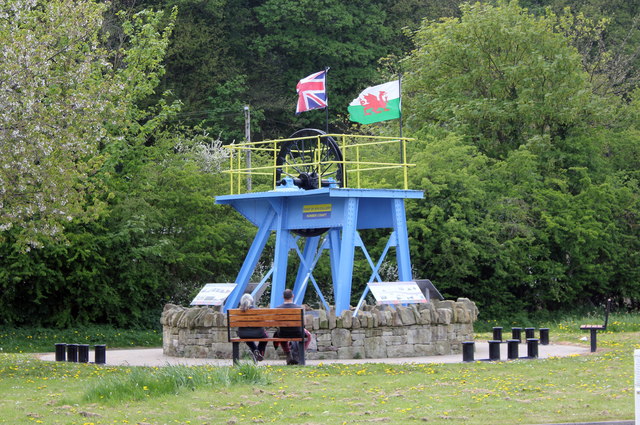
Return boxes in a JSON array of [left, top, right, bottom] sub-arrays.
[[404, 0, 596, 159], [0, 0, 175, 249], [403, 1, 638, 316]]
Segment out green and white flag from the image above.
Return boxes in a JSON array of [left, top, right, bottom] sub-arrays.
[[348, 80, 401, 124]]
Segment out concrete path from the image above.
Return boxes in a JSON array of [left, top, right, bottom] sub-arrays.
[[38, 341, 590, 367]]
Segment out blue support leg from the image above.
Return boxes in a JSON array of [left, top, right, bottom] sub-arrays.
[[224, 209, 276, 312], [271, 201, 291, 307], [328, 228, 341, 299], [293, 236, 320, 297], [335, 198, 359, 314], [392, 198, 413, 281]]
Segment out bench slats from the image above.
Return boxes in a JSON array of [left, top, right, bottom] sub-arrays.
[[227, 308, 306, 365], [229, 337, 303, 342], [227, 308, 304, 328], [230, 320, 304, 327]]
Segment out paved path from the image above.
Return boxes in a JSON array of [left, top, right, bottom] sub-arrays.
[[38, 341, 590, 367]]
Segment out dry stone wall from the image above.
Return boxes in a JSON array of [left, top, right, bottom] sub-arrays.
[[161, 298, 478, 360]]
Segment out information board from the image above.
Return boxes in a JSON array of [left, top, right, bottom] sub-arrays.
[[190, 283, 237, 306], [368, 281, 427, 305]]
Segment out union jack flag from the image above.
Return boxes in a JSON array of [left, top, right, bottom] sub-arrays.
[[296, 70, 327, 114]]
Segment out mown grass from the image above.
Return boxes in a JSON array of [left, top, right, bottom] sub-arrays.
[[0, 325, 162, 353], [476, 311, 640, 333], [0, 317, 638, 424]]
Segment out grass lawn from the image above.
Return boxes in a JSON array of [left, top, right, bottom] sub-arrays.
[[0, 318, 637, 424]]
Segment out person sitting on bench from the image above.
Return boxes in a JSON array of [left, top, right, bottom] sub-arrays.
[[273, 289, 312, 365], [237, 293, 269, 361]]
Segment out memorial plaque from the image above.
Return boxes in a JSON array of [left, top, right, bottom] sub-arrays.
[[368, 281, 427, 305], [190, 283, 237, 306], [415, 279, 444, 301]]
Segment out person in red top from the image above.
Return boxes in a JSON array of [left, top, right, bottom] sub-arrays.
[[274, 289, 312, 365]]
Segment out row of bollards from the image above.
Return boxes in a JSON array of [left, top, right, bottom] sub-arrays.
[[55, 343, 106, 364], [462, 339, 539, 362], [462, 327, 550, 362], [492, 327, 549, 345]]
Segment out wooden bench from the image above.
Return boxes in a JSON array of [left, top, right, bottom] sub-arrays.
[[227, 308, 306, 365], [580, 298, 612, 353]]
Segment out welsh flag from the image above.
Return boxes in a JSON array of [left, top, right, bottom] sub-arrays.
[[348, 80, 401, 124]]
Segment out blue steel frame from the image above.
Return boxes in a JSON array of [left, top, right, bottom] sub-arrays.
[[216, 187, 423, 315]]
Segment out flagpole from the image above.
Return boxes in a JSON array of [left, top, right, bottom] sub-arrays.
[[398, 73, 403, 139], [325, 66, 330, 133], [398, 73, 403, 166]]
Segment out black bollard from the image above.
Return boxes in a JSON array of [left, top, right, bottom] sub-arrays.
[[78, 344, 90, 363], [462, 341, 475, 362], [539, 328, 550, 345], [488, 340, 501, 361], [507, 339, 519, 360], [527, 338, 539, 358], [66, 344, 78, 362], [511, 327, 522, 343], [492, 327, 503, 341], [55, 343, 66, 361], [525, 327, 535, 339], [94, 344, 106, 364]]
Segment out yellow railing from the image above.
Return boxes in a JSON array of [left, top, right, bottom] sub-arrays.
[[224, 134, 415, 195]]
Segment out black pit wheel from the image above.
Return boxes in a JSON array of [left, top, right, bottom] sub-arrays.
[[275, 129, 345, 190], [275, 129, 345, 237]]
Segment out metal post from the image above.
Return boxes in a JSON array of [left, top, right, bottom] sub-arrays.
[[511, 327, 522, 343], [507, 339, 519, 360], [590, 329, 598, 353], [232, 342, 240, 365], [244, 105, 251, 192], [55, 343, 66, 361], [539, 328, 550, 345], [297, 341, 306, 366], [94, 344, 106, 364], [493, 327, 503, 341], [66, 344, 78, 362], [462, 341, 475, 362], [525, 327, 535, 340], [634, 349, 640, 425], [78, 344, 90, 363], [489, 340, 501, 361], [527, 338, 539, 358]]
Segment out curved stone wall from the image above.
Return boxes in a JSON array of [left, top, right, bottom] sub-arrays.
[[161, 298, 478, 360]]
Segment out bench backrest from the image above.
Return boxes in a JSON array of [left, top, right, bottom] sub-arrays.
[[227, 308, 304, 329]]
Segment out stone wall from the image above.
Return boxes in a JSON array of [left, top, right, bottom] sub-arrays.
[[161, 298, 478, 360]]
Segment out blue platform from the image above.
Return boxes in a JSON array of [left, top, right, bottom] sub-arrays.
[[216, 187, 424, 315]]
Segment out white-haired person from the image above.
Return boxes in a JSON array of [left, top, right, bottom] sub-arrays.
[[237, 293, 269, 361]]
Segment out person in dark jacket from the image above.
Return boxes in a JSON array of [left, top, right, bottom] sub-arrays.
[[274, 289, 312, 365], [237, 293, 268, 361]]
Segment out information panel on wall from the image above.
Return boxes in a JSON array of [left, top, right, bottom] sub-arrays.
[[190, 283, 237, 306], [368, 281, 427, 305]]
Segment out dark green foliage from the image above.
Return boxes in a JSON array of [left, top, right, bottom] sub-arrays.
[[2, 0, 640, 327], [0, 326, 162, 353], [403, 1, 640, 320]]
